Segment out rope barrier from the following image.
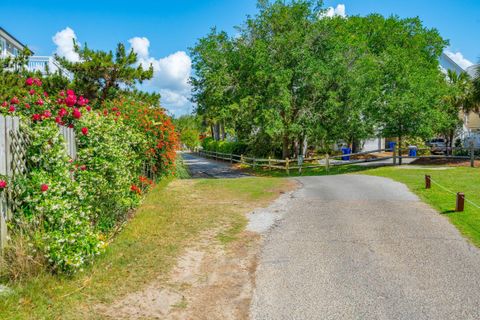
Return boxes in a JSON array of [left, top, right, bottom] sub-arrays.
[[429, 177, 480, 210]]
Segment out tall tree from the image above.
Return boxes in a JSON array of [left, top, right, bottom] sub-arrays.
[[57, 42, 153, 102]]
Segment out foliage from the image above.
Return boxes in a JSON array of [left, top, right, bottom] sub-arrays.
[[56, 42, 154, 103], [201, 137, 247, 155], [0, 76, 176, 274], [173, 114, 203, 150], [190, 0, 451, 158]]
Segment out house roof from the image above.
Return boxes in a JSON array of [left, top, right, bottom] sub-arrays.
[[466, 65, 479, 79], [439, 52, 466, 75], [0, 26, 32, 54]]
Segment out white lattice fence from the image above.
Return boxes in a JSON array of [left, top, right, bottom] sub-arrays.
[[0, 116, 77, 250]]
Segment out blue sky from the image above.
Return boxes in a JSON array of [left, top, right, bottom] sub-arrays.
[[1, 0, 479, 115]]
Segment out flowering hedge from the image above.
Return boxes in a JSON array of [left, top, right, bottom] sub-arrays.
[[0, 78, 177, 274]]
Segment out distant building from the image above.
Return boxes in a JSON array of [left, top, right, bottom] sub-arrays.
[[0, 27, 26, 57], [0, 26, 71, 79]]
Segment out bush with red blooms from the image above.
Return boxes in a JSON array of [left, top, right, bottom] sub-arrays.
[[0, 77, 178, 274]]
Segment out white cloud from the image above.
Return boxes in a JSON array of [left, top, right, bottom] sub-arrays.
[[445, 50, 474, 70], [52, 27, 80, 62], [129, 37, 193, 115], [320, 4, 346, 18]]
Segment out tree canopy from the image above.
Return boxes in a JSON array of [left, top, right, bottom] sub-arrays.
[[190, 0, 452, 158]]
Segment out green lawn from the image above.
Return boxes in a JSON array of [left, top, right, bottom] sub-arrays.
[[363, 166, 480, 247], [0, 176, 290, 319]]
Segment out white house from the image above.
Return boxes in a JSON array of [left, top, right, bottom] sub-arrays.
[[0, 26, 71, 79]]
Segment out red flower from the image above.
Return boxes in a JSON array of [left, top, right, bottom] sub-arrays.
[[59, 90, 65, 97], [77, 96, 86, 106], [43, 110, 52, 118], [25, 78, 34, 86], [40, 184, 49, 192], [0, 180, 6, 189], [32, 114, 41, 121], [72, 108, 82, 119], [43, 92, 48, 97], [24, 103, 30, 109], [86, 105, 92, 112], [10, 97, 19, 104], [65, 94, 77, 107], [66, 89, 75, 96], [36, 98, 44, 106], [33, 78, 42, 86], [8, 105, 15, 112], [58, 108, 68, 117], [1, 101, 7, 107], [80, 165, 87, 171], [81, 127, 88, 135], [55, 116, 62, 124], [29, 89, 36, 95]]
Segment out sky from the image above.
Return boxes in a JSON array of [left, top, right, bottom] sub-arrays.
[[1, 0, 479, 116]]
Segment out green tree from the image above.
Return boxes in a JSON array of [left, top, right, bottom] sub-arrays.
[[57, 42, 153, 102]]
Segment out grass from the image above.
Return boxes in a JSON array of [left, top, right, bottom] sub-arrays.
[[249, 163, 371, 177], [0, 176, 290, 319], [363, 166, 480, 247]]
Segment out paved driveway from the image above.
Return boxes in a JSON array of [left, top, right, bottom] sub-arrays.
[[182, 152, 249, 178], [251, 175, 480, 320]]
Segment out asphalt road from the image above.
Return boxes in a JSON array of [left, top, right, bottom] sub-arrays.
[[251, 175, 480, 320], [182, 152, 250, 178]]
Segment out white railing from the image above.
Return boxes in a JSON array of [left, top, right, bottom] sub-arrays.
[[27, 56, 73, 80]]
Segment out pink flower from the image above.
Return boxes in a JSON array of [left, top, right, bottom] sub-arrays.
[[1, 101, 7, 107], [43, 110, 52, 118], [8, 105, 15, 112], [33, 78, 42, 86], [77, 96, 86, 106], [55, 116, 62, 124], [29, 89, 36, 95], [65, 94, 77, 107], [81, 127, 88, 135], [35, 98, 44, 106], [80, 165, 87, 171], [86, 105, 92, 112], [72, 108, 82, 119], [40, 184, 49, 192], [58, 108, 68, 117], [0, 180, 6, 189], [32, 114, 41, 121], [59, 90, 65, 97], [24, 103, 30, 109], [66, 89, 75, 96], [43, 92, 48, 97], [10, 97, 19, 104], [25, 78, 34, 86]]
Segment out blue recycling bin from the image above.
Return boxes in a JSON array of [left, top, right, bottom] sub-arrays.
[[341, 147, 351, 161], [388, 141, 396, 151], [408, 146, 417, 157]]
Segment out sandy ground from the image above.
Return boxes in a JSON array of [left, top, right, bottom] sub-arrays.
[[96, 227, 261, 320]]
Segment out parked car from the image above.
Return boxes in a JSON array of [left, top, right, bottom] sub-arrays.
[[426, 138, 447, 154]]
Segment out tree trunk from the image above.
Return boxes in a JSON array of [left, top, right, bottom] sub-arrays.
[[301, 135, 308, 157], [352, 137, 361, 153], [282, 134, 290, 159], [221, 121, 226, 140], [293, 138, 299, 159], [214, 123, 221, 141], [210, 124, 215, 139], [398, 135, 403, 165]]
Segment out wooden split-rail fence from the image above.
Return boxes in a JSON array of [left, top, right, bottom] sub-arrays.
[[0, 115, 77, 250], [197, 144, 479, 174]]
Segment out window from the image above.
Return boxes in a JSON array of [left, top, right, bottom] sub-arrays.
[[0, 37, 5, 56]]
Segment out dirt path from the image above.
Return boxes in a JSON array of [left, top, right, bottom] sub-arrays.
[[97, 228, 260, 319]]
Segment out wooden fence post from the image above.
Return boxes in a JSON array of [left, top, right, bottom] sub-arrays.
[[456, 192, 465, 212], [425, 175, 431, 189], [393, 146, 397, 166], [240, 154, 244, 164], [285, 158, 290, 175], [470, 143, 475, 168], [253, 158, 256, 170], [268, 157, 272, 171], [325, 154, 330, 172]]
